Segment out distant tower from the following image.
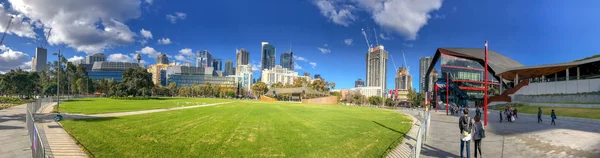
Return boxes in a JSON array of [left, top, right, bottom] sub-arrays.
[[280, 51, 294, 70], [136, 54, 141, 63], [366, 45, 388, 97], [260, 42, 276, 70], [156, 53, 169, 64]]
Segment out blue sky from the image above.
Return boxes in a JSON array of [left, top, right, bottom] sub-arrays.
[[1, 0, 600, 91]]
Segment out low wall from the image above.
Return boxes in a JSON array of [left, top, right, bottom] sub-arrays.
[[515, 78, 600, 95], [301, 96, 338, 105], [513, 94, 600, 103], [514, 101, 600, 108]]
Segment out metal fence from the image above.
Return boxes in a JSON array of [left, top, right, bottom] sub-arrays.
[[413, 110, 431, 158], [26, 98, 52, 158]]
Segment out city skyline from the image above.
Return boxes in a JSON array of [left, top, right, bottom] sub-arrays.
[[2, 0, 600, 91]]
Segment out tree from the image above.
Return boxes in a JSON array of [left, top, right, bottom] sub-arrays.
[[367, 96, 383, 105], [166, 82, 178, 96], [488, 85, 499, 96], [76, 78, 85, 94], [117, 68, 153, 97], [329, 82, 335, 90], [251, 82, 268, 98], [385, 98, 394, 106], [272, 82, 283, 88]]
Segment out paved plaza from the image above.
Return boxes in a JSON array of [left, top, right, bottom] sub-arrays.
[[0, 104, 31, 158], [422, 109, 600, 158]]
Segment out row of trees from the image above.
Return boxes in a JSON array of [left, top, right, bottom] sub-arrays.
[[341, 88, 427, 108], [250, 78, 336, 100]]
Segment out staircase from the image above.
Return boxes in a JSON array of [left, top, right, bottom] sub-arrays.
[[477, 80, 530, 107]]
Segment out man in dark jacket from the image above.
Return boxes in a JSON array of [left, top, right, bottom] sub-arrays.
[[458, 109, 472, 158], [537, 107, 543, 123], [551, 109, 557, 126]]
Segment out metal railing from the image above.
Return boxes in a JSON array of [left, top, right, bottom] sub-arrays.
[[26, 98, 52, 158], [413, 110, 431, 158]]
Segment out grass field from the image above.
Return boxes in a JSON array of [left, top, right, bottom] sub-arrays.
[[490, 104, 600, 120], [61, 100, 412, 157], [59, 98, 229, 114]]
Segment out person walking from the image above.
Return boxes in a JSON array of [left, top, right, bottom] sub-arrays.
[[514, 107, 518, 118], [537, 107, 543, 123], [472, 115, 484, 158], [476, 106, 481, 117], [551, 109, 557, 126], [459, 108, 473, 158]]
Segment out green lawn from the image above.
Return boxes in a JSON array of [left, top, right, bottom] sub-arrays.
[[490, 104, 600, 120], [59, 98, 229, 114], [61, 100, 412, 157]]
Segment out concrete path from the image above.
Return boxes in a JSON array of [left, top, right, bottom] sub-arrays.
[[387, 109, 422, 158], [0, 104, 31, 158], [421, 109, 600, 158], [62, 102, 232, 120], [38, 103, 88, 158]]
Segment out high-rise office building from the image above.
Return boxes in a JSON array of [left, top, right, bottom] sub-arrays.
[[366, 45, 388, 97], [196, 50, 212, 67], [157, 53, 169, 64], [236, 48, 250, 67], [355, 78, 365, 87], [261, 42, 276, 70], [213, 58, 222, 71], [427, 68, 438, 92], [86, 53, 106, 65], [419, 56, 433, 92], [225, 60, 234, 76], [31, 47, 47, 72], [280, 51, 294, 70], [261, 65, 299, 86]]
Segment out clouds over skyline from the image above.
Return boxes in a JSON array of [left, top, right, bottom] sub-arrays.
[[157, 38, 172, 45], [313, 0, 442, 40], [0, 45, 30, 73], [344, 39, 353, 46], [166, 12, 187, 24]]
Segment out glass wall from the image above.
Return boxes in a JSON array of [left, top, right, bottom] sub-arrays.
[[89, 70, 125, 82], [440, 54, 501, 100], [168, 74, 236, 87]]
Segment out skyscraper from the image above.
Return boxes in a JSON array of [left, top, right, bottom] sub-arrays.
[[213, 58, 222, 71], [280, 51, 294, 70], [236, 48, 249, 67], [31, 47, 47, 72], [196, 50, 212, 67], [225, 60, 233, 76], [355, 78, 365, 87], [395, 66, 412, 90], [366, 45, 388, 97], [157, 53, 169, 64], [261, 42, 276, 70], [419, 56, 433, 92], [86, 53, 106, 65]]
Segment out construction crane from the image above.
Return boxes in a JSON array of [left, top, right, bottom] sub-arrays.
[[373, 28, 379, 46], [0, 16, 14, 46], [361, 28, 371, 51], [42, 28, 52, 48], [402, 50, 410, 74]]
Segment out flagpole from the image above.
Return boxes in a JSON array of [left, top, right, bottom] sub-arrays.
[[484, 40, 489, 126]]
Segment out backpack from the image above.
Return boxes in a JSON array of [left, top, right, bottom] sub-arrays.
[[480, 124, 486, 138]]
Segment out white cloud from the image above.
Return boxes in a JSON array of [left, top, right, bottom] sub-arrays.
[[318, 47, 331, 54], [145, 0, 153, 5], [294, 63, 302, 70], [135, 46, 161, 58], [251, 61, 261, 72], [166, 12, 187, 24], [9, 0, 141, 54], [433, 14, 446, 19], [0, 45, 30, 72], [107, 53, 144, 64], [139, 39, 148, 46], [344, 38, 353, 46], [309, 62, 317, 69], [314, 0, 356, 27], [67, 56, 84, 62], [0, 4, 36, 39], [140, 29, 153, 39], [293, 55, 308, 62], [403, 43, 414, 48], [178, 48, 193, 56], [314, 0, 442, 40], [157, 38, 171, 45], [379, 33, 392, 40]]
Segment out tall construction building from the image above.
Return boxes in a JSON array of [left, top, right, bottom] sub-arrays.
[[157, 53, 169, 64], [394, 66, 412, 101], [224, 60, 234, 76], [86, 53, 106, 64], [212, 58, 222, 71], [280, 51, 294, 71], [366, 45, 388, 97], [261, 42, 276, 70], [419, 56, 433, 92], [31, 47, 47, 72], [236, 48, 249, 67], [196, 50, 212, 67]]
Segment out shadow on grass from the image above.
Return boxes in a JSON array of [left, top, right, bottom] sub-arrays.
[[373, 121, 410, 157], [373, 121, 404, 134], [66, 116, 119, 122]]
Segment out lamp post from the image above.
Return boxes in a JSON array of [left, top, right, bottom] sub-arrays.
[[484, 41, 489, 126], [52, 49, 61, 110], [446, 72, 449, 115]]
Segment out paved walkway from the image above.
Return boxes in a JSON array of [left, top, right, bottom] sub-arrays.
[[387, 109, 423, 158], [38, 103, 88, 158], [422, 109, 600, 158], [0, 104, 31, 158]]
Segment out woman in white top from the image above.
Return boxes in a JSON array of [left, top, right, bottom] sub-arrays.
[[472, 115, 484, 158]]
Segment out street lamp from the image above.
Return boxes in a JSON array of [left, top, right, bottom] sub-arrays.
[[52, 49, 61, 111]]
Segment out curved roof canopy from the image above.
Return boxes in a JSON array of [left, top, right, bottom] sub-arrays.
[[496, 56, 600, 80]]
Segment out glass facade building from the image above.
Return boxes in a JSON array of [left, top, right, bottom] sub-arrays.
[[167, 74, 236, 87], [89, 71, 126, 82], [280, 51, 293, 71], [88, 62, 144, 82], [196, 50, 213, 67], [440, 54, 500, 102], [261, 42, 276, 70]]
